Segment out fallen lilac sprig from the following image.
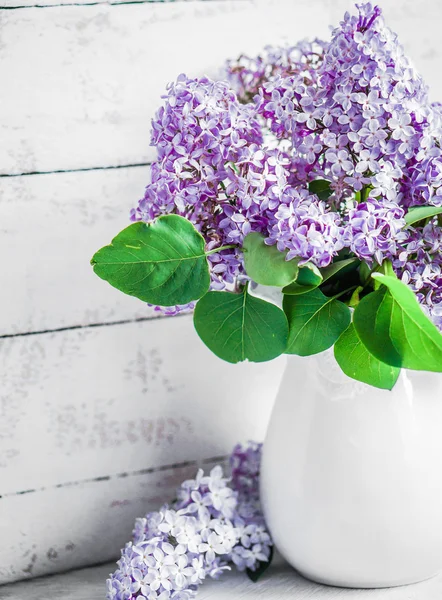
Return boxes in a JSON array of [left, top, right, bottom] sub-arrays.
[[106, 442, 272, 600]]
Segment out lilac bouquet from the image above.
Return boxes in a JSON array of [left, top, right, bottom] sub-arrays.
[[92, 3, 442, 389], [106, 443, 272, 600]]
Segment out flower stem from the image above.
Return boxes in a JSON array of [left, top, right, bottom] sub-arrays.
[[360, 185, 370, 202], [206, 245, 238, 256]]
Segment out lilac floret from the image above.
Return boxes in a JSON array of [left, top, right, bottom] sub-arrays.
[[344, 198, 408, 266]]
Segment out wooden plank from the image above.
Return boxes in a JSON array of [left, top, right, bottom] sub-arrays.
[[0, 0, 332, 174], [330, 0, 442, 103], [0, 460, 226, 583], [0, 166, 156, 336], [4, 554, 442, 599], [0, 315, 285, 582], [0, 315, 284, 496]]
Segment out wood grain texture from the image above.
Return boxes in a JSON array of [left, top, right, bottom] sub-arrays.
[[4, 555, 442, 599], [0, 166, 156, 335], [0, 315, 285, 583], [0, 458, 227, 583], [0, 0, 332, 175], [0, 314, 284, 495]]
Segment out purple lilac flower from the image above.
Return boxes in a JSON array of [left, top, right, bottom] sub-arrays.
[[130, 73, 264, 298], [229, 3, 441, 322], [228, 443, 272, 571], [344, 198, 408, 266], [129, 3, 441, 327], [407, 155, 442, 207], [230, 442, 262, 502], [256, 2, 430, 204], [225, 40, 327, 104], [230, 442, 264, 523], [394, 220, 442, 330], [106, 443, 273, 600], [151, 302, 197, 317], [266, 187, 345, 267], [106, 536, 203, 600]]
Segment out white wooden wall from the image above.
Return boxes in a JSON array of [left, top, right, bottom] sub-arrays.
[[1, 0, 442, 586]]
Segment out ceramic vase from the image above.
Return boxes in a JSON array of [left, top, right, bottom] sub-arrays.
[[260, 350, 442, 588]]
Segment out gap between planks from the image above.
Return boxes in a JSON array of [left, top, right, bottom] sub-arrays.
[[0, 159, 185, 341], [0, 313, 185, 340], [0, 0, 240, 10], [0, 162, 151, 178], [0, 454, 228, 499]]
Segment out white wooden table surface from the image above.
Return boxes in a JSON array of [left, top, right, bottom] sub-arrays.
[[3, 556, 442, 600]]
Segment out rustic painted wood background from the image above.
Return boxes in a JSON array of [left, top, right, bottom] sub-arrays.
[[1, 0, 442, 587]]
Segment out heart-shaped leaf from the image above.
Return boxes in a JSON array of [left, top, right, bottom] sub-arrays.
[[91, 215, 210, 306], [242, 233, 299, 287], [308, 179, 332, 201], [283, 289, 351, 356], [404, 206, 442, 226], [282, 263, 323, 295], [354, 274, 442, 372], [334, 323, 400, 390], [193, 289, 288, 363]]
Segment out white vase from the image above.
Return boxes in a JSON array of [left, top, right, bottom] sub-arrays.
[[260, 350, 442, 588]]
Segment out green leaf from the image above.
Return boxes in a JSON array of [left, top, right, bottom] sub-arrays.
[[242, 232, 299, 286], [283, 258, 361, 296], [193, 289, 289, 364], [334, 323, 400, 390], [246, 545, 274, 583], [308, 179, 332, 201], [282, 263, 323, 295], [91, 215, 210, 306], [354, 274, 442, 372], [404, 205, 442, 226], [283, 289, 351, 356], [382, 259, 396, 277], [320, 258, 360, 285], [353, 287, 401, 365]]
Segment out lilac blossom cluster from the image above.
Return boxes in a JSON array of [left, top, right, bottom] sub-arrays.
[[130, 73, 264, 314], [255, 3, 430, 197], [394, 221, 442, 329], [248, 3, 441, 322], [106, 443, 272, 600], [225, 40, 327, 104], [344, 200, 408, 266], [131, 3, 441, 327]]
